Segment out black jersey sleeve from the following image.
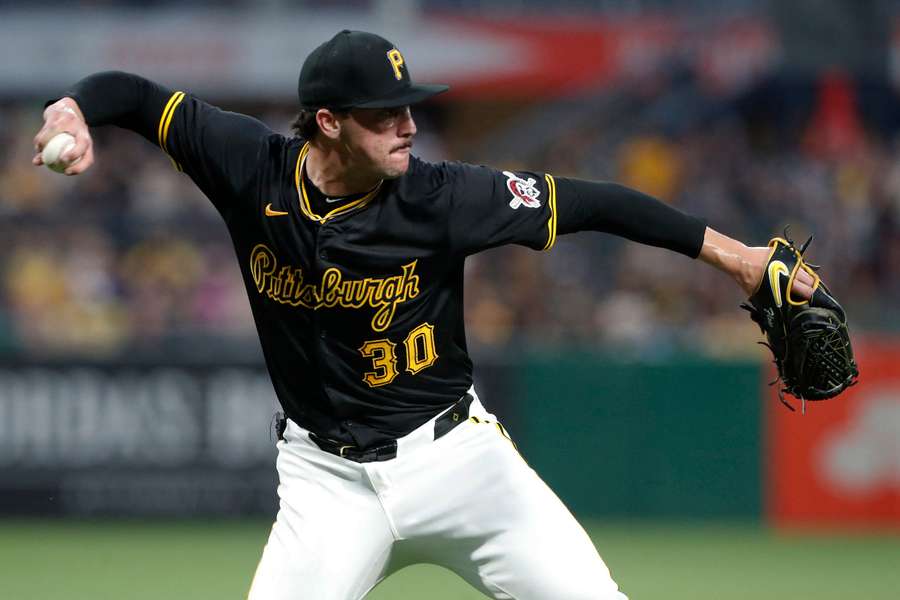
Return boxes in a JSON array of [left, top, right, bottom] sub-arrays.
[[445, 162, 558, 256], [555, 177, 707, 258], [60, 71, 273, 213]]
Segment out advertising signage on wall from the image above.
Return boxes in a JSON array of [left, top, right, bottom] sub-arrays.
[[0, 363, 280, 516], [767, 338, 900, 528]]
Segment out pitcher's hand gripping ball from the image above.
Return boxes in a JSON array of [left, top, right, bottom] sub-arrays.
[[741, 231, 859, 412], [41, 132, 78, 173]]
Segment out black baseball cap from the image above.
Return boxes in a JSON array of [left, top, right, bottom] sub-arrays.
[[298, 30, 449, 110]]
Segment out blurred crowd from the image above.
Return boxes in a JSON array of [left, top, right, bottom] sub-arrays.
[[2, 70, 899, 359], [465, 72, 900, 357]]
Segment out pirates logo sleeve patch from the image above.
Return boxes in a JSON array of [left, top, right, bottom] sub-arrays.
[[502, 171, 542, 209]]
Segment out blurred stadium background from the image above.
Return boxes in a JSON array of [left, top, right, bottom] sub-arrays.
[[1, 0, 899, 598]]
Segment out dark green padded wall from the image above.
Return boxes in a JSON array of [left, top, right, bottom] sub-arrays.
[[511, 355, 762, 518]]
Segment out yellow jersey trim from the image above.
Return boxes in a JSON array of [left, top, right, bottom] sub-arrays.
[[294, 142, 382, 223], [542, 174, 558, 251], [157, 92, 180, 148], [157, 91, 185, 172]]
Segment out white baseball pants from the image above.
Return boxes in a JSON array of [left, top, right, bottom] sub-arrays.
[[247, 390, 627, 600]]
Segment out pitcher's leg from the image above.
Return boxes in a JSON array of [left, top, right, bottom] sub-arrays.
[[458, 462, 627, 600], [247, 430, 396, 600], [389, 419, 627, 600]]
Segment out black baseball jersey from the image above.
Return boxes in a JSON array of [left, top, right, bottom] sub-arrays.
[[65, 74, 556, 448], [63, 72, 706, 450]]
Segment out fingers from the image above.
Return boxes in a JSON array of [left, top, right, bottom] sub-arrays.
[[65, 143, 94, 175], [62, 130, 90, 163], [33, 110, 72, 151], [33, 99, 94, 175], [34, 99, 88, 154], [790, 264, 817, 301], [790, 278, 814, 301], [795, 265, 815, 287], [33, 122, 53, 153]]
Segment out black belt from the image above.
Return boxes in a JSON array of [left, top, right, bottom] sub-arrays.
[[305, 392, 475, 464]]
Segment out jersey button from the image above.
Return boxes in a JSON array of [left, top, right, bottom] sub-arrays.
[[320, 330, 326, 339], [319, 250, 328, 260]]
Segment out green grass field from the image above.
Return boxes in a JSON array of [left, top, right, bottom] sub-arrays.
[[1, 519, 897, 599]]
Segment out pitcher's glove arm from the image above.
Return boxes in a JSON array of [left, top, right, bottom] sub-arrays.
[[741, 231, 859, 412]]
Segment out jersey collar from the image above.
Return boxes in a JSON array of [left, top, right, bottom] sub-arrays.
[[294, 142, 383, 223]]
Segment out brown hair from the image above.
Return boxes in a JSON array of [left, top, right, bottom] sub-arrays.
[[290, 108, 349, 140], [290, 110, 319, 140]]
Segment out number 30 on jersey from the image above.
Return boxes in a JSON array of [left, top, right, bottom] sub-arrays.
[[358, 322, 438, 387]]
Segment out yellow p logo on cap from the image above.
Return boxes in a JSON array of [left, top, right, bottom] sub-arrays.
[[387, 49, 405, 80]]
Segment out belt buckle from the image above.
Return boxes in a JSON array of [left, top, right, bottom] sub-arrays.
[[338, 444, 355, 458]]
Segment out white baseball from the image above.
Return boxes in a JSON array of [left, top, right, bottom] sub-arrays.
[[42, 132, 78, 173]]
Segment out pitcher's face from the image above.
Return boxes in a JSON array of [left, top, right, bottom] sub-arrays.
[[337, 106, 417, 179]]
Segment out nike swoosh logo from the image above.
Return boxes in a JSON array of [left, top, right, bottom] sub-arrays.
[[265, 203, 289, 217], [767, 260, 790, 307]]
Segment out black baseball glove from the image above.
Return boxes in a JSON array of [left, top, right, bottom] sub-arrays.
[[741, 230, 859, 412]]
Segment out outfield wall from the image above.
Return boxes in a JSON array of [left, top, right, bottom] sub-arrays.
[[510, 355, 763, 519], [0, 357, 763, 518], [1, 350, 896, 526], [510, 342, 900, 528], [0, 362, 280, 516]]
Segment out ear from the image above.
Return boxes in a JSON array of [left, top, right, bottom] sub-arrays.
[[316, 108, 342, 140]]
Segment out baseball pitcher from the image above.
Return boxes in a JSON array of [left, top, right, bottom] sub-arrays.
[[35, 30, 843, 600]]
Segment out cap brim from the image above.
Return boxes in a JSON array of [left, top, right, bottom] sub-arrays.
[[353, 83, 449, 108]]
